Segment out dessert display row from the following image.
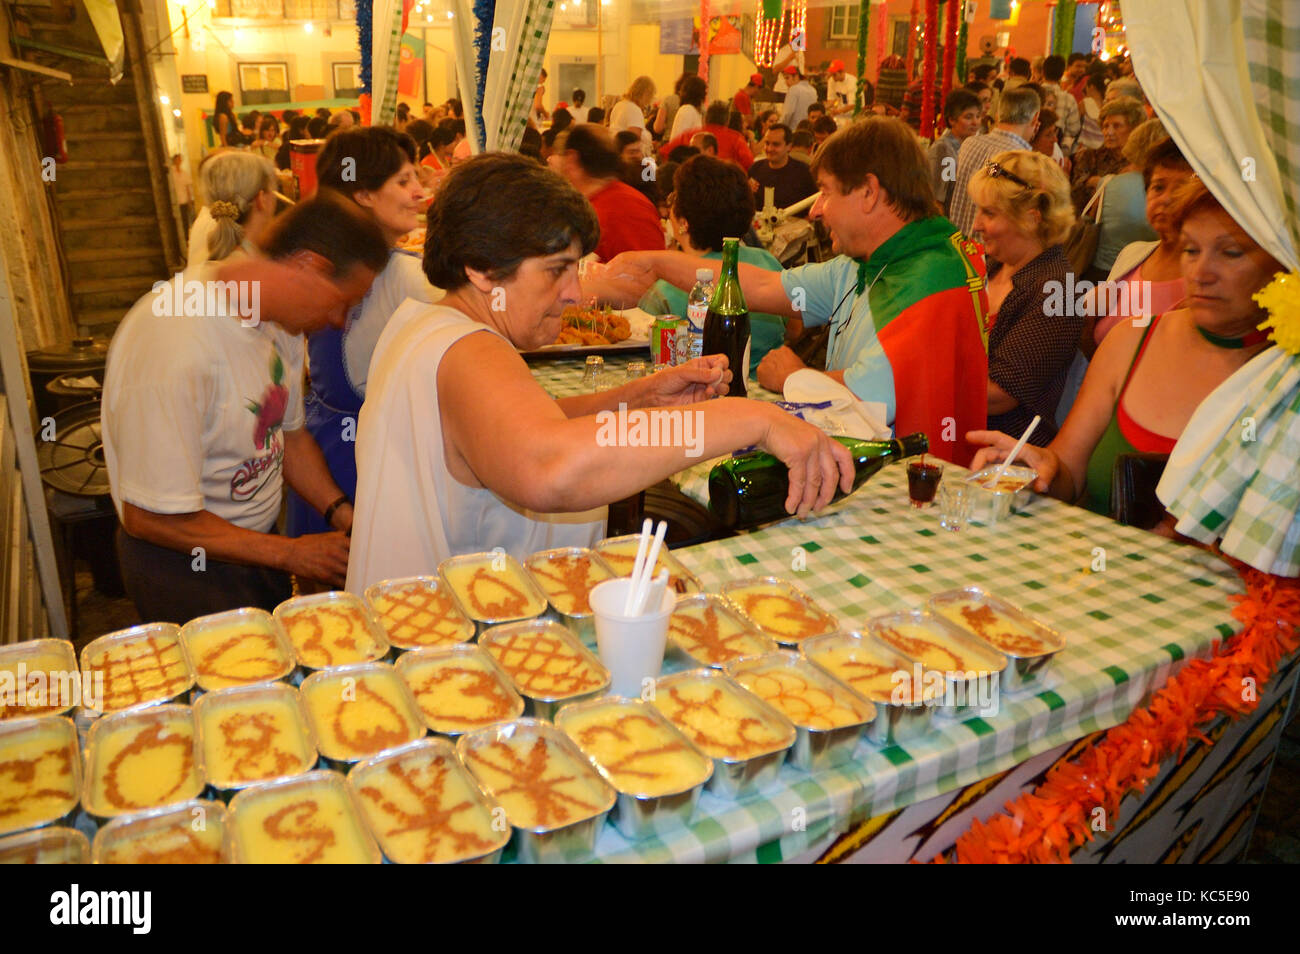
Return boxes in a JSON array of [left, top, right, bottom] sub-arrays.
[[0, 583, 1063, 862]]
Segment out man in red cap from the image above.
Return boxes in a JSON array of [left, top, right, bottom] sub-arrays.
[[825, 59, 861, 122], [782, 64, 817, 127], [734, 73, 763, 119]]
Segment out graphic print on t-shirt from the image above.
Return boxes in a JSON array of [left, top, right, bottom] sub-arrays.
[[230, 348, 288, 502]]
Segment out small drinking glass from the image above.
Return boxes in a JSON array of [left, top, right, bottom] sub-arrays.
[[625, 360, 648, 380], [907, 459, 943, 507], [937, 478, 975, 532], [582, 354, 605, 391]]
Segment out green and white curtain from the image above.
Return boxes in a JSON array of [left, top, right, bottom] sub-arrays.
[[452, 0, 557, 153], [371, 0, 407, 125], [1126, 0, 1300, 575]]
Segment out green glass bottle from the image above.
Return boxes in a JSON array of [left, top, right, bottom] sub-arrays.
[[701, 237, 751, 398], [708, 433, 930, 530]]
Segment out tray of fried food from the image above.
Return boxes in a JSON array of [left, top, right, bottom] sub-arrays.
[[554, 305, 633, 346]]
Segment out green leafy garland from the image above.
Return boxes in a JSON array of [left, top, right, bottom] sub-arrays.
[[854, 0, 871, 116]]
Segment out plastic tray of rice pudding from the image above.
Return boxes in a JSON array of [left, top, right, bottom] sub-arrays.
[[438, 552, 550, 638], [866, 610, 1007, 719], [651, 668, 796, 799], [193, 682, 318, 794], [81, 704, 204, 822], [478, 619, 610, 721], [0, 825, 89, 863], [0, 638, 80, 721], [525, 546, 617, 644], [273, 591, 390, 671], [227, 769, 380, 864], [593, 535, 703, 595], [726, 651, 876, 772], [720, 576, 840, 647], [965, 465, 1039, 526], [300, 661, 425, 770], [800, 631, 939, 746], [79, 622, 195, 716], [347, 737, 511, 864], [363, 575, 476, 651], [457, 718, 615, 864], [179, 607, 297, 693], [395, 644, 525, 736], [554, 695, 713, 840], [0, 715, 82, 836], [667, 593, 778, 668], [928, 587, 1064, 692], [91, 798, 229, 864]]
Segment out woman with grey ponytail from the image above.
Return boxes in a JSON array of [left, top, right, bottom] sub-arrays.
[[188, 151, 278, 267]]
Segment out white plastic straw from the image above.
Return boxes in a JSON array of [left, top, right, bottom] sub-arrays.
[[631, 521, 668, 616], [987, 415, 1041, 489], [623, 518, 653, 615], [637, 568, 669, 617]]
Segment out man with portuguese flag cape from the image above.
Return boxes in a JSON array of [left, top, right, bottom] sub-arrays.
[[609, 117, 989, 465]]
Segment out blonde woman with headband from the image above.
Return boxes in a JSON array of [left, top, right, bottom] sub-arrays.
[[188, 150, 278, 267], [968, 149, 1079, 446]]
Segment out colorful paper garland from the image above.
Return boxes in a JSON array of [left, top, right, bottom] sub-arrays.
[[939, 563, 1300, 864]]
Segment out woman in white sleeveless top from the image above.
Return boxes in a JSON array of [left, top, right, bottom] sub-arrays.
[[346, 154, 853, 592]]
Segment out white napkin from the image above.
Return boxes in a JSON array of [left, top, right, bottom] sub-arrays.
[[617, 307, 655, 342], [783, 369, 891, 439]]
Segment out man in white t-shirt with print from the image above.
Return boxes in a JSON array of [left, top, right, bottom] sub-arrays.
[[102, 193, 390, 623]]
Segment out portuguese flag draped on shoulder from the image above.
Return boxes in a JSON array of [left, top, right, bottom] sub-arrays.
[[858, 215, 989, 466]]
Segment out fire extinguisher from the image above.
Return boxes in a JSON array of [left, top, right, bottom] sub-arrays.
[[43, 110, 68, 164]]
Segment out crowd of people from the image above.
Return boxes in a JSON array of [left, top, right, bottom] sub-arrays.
[[117, 46, 1286, 623]]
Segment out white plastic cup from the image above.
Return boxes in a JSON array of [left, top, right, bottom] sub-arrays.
[[589, 578, 675, 698]]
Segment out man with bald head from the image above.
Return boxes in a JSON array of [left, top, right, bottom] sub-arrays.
[[556, 123, 665, 261]]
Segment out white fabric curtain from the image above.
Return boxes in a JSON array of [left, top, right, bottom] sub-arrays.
[[450, 0, 487, 152], [449, 0, 556, 153], [1125, 0, 1295, 271], [1127, 0, 1300, 575]]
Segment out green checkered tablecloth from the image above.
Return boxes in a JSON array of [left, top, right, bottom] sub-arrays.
[[528, 355, 1245, 864], [529, 355, 782, 403]]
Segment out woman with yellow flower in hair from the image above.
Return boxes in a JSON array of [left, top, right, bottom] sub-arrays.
[[967, 178, 1283, 520]]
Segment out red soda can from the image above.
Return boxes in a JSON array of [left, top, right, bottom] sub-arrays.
[[651, 316, 684, 367]]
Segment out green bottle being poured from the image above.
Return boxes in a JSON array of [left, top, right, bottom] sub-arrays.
[[708, 433, 929, 530]]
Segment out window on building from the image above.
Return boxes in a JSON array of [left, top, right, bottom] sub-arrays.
[[238, 61, 290, 104], [554, 0, 597, 28], [827, 4, 859, 40], [333, 62, 362, 98], [215, 0, 354, 19]]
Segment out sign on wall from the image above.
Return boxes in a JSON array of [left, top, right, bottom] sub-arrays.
[[181, 74, 209, 93]]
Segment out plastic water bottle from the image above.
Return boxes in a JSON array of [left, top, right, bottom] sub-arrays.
[[676, 268, 714, 365]]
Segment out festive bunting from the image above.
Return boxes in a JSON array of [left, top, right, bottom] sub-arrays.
[[357, 0, 373, 94], [854, 0, 870, 116], [473, 0, 496, 145], [906, 0, 919, 80], [940, 0, 958, 126], [699, 0, 711, 81], [956, 2, 968, 83], [919, 0, 938, 138]]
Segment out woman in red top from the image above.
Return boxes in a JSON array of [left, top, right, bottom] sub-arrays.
[[968, 179, 1283, 522]]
